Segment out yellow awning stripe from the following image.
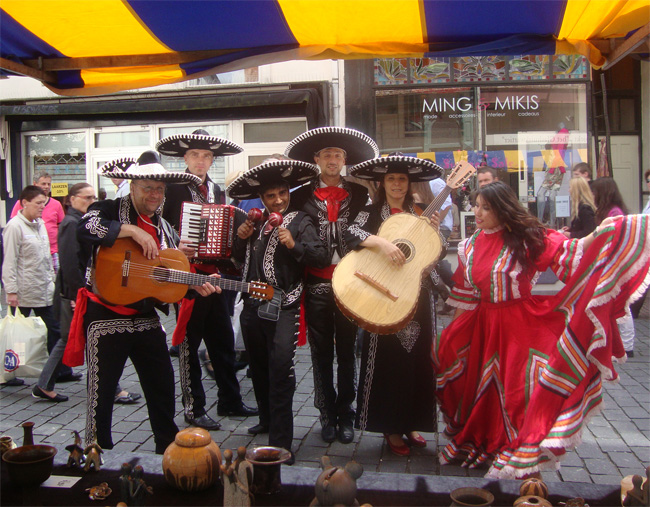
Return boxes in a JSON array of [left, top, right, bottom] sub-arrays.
[[2, 0, 171, 57], [278, 0, 426, 46], [80, 65, 184, 88]]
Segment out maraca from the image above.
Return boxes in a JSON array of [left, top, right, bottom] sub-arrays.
[[263, 212, 283, 235], [247, 208, 264, 223]]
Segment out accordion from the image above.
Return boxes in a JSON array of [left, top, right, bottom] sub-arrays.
[[179, 203, 240, 260]]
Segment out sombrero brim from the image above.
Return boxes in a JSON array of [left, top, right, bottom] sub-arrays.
[[284, 127, 379, 166], [156, 134, 243, 157], [100, 162, 201, 186], [98, 157, 136, 175], [348, 156, 444, 182], [227, 160, 319, 200]]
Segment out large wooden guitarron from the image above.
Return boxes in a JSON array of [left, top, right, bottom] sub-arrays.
[[332, 161, 475, 334]]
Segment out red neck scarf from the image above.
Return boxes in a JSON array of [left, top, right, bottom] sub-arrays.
[[314, 187, 349, 222], [137, 215, 161, 248]]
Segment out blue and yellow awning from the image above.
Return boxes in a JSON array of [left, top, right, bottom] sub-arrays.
[[1, 0, 648, 96]]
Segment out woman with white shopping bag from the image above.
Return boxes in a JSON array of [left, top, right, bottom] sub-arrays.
[[2, 185, 61, 397]]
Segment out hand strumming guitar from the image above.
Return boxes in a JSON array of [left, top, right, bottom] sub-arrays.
[[359, 235, 406, 266], [118, 224, 159, 260]]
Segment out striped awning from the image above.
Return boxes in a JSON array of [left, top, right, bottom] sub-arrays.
[[1, 0, 648, 96]]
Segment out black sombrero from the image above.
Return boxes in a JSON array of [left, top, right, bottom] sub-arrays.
[[348, 155, 443, 182], [156, 129, 243, 157], [284, 127, 379, 166], [227, 159, 319, 200], [98, 150, 201, 185], [98, 157, 136, 176]]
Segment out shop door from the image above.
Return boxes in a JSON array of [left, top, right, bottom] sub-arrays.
[[609, 135, 640, 212]]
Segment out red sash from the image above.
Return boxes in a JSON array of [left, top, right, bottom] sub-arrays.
[[62, 288, 139, 367]]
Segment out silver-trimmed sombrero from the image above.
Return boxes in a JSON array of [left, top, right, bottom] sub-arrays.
[[284, 127, 379, 166], [227, 159, 319, 200], [98, 150, 201, 185], [98, 157, 136, 175], [156, 128, 243, 157], [348, 155, 444, 183]]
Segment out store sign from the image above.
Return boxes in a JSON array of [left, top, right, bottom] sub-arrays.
[[486, 132, 588, 146], [422, 94, 542, 119], [51, 183, 68, 197]]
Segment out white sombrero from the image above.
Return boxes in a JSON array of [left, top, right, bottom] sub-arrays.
[[98, 150, 201, 185], [227, 159, 319, 200], [156, 128, 243, 157], [98, 157, 136, 175], [284, 127, 379, 166], [349, 155, 443, 183]]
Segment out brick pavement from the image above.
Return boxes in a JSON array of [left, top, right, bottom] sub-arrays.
[[1, 298, 648, 487]]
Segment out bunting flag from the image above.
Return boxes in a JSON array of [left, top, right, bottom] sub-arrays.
[[1, 0, 648, 96]]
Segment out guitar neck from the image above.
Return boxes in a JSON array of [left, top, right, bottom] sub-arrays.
[[422, 185, 452, 219], [158, 267, 253, 294]]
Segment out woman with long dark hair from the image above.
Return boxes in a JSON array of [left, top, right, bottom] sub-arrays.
[[592, 177, 628, 222], [434, 182, 649, 478], [345, 155, 442, 456]]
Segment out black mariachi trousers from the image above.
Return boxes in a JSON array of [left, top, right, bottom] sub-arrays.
[[178, 291, 242, 419], [304, 279, 357, 428], [240, 302, 299, 451], [84, 301, 178, 454]]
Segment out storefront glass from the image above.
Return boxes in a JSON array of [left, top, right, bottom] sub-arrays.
[[24, 131, 87, 188], [375, 83, 588, 228]]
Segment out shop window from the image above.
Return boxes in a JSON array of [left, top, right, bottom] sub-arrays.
[[243, 121, 306, 143], [94, 131, 150, 148], [25, 132, 87, 188]]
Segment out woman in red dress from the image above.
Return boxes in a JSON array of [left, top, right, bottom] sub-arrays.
[[433, 182, 649, 478]]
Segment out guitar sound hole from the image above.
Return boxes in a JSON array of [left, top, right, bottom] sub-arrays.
[[152, 267, 170, 282], [395, 241, 412, 261]]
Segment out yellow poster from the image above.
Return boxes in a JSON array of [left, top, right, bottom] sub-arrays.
[[51, 183, 68, 197]]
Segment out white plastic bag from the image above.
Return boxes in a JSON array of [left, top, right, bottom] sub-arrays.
[[0, 308, 48, 381]]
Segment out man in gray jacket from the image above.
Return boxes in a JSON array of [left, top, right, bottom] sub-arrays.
[[2, 185, 60, 389]]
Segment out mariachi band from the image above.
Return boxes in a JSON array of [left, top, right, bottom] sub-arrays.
[[63, 126, 648, 478]]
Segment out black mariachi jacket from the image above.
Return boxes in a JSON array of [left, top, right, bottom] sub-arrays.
[[77, 196, 179, 314], [290, 178, 369, 263], [232, 209, 328, 309]]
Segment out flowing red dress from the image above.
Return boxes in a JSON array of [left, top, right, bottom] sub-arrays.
[[433, 215, 649, 478]]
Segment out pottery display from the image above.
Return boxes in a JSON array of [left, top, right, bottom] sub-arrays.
[[310, 456, 364, 507], [2, 444, 58, 488], [450, 487, 494, 506], [0, 436, 17, 456], [513, 495, 553, 507], [245, 446, 291, 495], [519, 478, 549, 499], [162, 427, 222, 492]]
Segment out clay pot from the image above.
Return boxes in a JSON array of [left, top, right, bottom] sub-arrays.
[[513, 495, 552, 507], [162, 427, 222, 492], [450, 487, 494, 506], [0, 436, 17, 456], [314, 466, 359, 506], [519, 478, 549, 499], [2, 445, 57, 488], [245, 446, 292, 494]]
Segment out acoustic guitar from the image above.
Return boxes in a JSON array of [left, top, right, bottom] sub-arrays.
[[94, 238, 274, 305], [332, 161, 475, 334]]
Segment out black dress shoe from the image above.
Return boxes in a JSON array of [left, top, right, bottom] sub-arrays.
[[217, 404, 258, 417], [284, 451, 296, 466], [32, 385, 68, 402], [1, 378, 24, 386], [247, 423, 269, 435], [56, 372, 83, 382], [321, 425, 337, 443], [169, 345, 179, 357], [338, 423, 354, 444], [185, 414, 221, 430]]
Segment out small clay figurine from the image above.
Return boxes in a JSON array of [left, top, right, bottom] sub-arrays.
[[83, 442, 103, 472], [65, 430, 85, 467], [120, 462, 133, 503], [622, 467, 649, 506], [85, 482, 112, 500], [221, 449, 236, 506], [128, 465, 153, 507], [311, 456, 364, 507], [233, 446, 253, 507]]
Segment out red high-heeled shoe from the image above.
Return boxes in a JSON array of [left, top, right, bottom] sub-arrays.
[[406, 432, 426, 448], [384, 434, 410, 456]]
